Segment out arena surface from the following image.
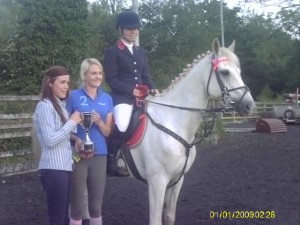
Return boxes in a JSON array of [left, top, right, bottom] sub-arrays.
[[0, 121, 299, 225]]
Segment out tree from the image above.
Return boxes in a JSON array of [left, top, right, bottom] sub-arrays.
[[138, 0, 242, 89], [6, 0, 89, 94], [0, 0, 18, 94], [235, 14, 298, 98], [256, 84, 275, 101], [87, 1, 119, 61], [0, 1, 17, 47], [2, 0, 296, 97], [285, 40, 300, 90], [249, 0, 300, 10], [276, 7, 300, 39]]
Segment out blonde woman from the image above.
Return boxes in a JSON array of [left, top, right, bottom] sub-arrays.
[[67, 58, 113, 225]]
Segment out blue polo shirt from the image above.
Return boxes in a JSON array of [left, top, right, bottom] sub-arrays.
[[67, 87, 113, 155]]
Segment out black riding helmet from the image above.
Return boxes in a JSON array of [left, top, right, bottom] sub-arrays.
[[116, 10, 142, 29]]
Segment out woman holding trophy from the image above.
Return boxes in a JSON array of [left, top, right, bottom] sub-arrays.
[[33, 66, 83, 225], [67, 58, 113, 225]]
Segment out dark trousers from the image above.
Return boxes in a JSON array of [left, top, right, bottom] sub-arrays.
[[70, 155, 107, 220], [39, 169, 71, 225]]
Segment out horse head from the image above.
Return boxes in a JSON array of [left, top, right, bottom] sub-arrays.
[[207, 38, 255, 116]]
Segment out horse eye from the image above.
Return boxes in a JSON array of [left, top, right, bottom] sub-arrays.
[[220, 69, 230, 76]]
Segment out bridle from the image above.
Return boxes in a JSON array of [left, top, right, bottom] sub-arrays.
[[208, 54, 250, 112]]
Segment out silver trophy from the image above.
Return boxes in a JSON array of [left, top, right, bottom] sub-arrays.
[[81, 112, 94, 153]]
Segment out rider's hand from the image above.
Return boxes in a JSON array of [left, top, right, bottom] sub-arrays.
[[133, 88, 143, 97]]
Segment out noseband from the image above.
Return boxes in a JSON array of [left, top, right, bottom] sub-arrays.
[[207, 54, 250, 111]]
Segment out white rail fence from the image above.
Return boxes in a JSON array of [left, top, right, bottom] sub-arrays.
[[222, 102, 289, 123], [0, 96, 286, 175], [0, 95, 40, 175]]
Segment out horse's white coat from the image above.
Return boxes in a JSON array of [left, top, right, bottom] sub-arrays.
[[128, 39, 255, 225]]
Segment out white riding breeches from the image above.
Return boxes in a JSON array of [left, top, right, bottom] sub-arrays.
[[113, 104, 133, 132]]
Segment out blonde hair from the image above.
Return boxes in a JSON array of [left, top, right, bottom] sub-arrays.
[[80, 58, 103, 82]]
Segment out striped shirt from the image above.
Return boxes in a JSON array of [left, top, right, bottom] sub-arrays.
[[33, 98, 77, 171]]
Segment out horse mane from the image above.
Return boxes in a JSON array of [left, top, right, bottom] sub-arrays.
[[158, 50, 211, 96], [150, 44, 240, 98]]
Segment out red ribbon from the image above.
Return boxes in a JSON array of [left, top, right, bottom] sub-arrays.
[[212, 57, 228, 71]]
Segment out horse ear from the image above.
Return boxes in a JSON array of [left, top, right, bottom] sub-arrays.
[[228, 40, 235, 52], [212, 38, 220, 54]]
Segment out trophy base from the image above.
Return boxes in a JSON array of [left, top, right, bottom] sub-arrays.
[[79, 149, 94, 154], [79, 143, 94, 154]]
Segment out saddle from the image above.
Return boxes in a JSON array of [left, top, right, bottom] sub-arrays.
[[124, 106, 147, 147], [120, 84, 149, 182], [124, 84, 149, 146]]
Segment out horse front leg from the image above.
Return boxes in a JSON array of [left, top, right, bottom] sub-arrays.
[[148, 175, 168, 225], [163, 177, 184, 225]]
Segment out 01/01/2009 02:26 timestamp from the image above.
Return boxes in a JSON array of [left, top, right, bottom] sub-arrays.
[[210, 210, 276, 219]]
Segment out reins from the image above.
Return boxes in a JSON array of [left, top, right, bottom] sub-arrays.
[[144, 99, 228, 113]]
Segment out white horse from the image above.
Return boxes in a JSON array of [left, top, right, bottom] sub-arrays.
[[122, 38, 255, 225]]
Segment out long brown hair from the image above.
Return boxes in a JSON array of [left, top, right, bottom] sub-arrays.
[[40, 66, 70, 123]]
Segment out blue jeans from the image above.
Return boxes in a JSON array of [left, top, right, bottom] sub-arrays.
[[39, 169, 71, 225]]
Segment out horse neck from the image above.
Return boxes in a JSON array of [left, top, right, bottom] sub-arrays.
[[147, 56, 212, 140]]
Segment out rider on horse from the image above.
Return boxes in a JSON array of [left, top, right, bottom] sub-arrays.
[[103, 9, 159, 177]]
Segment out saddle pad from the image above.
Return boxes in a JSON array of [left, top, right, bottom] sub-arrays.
[[126, 113, 147, 148]]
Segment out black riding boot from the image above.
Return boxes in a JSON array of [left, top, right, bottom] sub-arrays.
[[107, 127, 129, 177]]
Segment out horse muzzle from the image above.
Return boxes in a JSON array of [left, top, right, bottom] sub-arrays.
[[231, 93, 256, 116]]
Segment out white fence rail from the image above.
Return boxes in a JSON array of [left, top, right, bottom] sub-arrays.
[[222, 102, 289, 123], [0, 95, 39, 175]]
